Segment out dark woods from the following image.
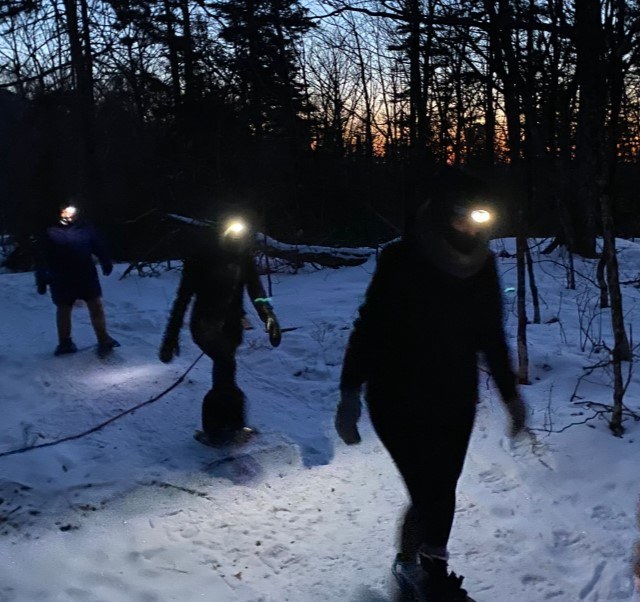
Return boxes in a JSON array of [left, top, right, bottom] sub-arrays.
[[1, 1, 640, 255]]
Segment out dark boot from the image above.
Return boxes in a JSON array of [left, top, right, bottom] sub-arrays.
[[54, 338, 78, 356], [201, 384, 247, 441], [97, 336, 120, 357], [419, 554, 475, 602]]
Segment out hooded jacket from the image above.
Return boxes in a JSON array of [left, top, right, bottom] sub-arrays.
[[161, 238, 272, 350], [340, 239, 517, 406]]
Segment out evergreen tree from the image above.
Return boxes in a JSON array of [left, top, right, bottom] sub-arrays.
[[213, 0, 314, 147]]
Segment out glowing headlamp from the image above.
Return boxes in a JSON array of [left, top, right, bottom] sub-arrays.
[[60, 205, 78, 225], [222, 218, 247, 239], [470, 209, 492, 224], [451, 204, 494, 227]]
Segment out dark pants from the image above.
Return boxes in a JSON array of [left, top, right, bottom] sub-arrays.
[[367, 389, 476, 550], [191, 316, 246, 435]]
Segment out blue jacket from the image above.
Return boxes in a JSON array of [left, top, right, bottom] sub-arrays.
[[36, 221, 112, 303]]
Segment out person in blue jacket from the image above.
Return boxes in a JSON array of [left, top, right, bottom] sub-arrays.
[[35, 205, 119, 357]]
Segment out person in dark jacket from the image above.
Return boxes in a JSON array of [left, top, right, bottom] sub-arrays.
[[159, 217, 281, 444], [335, 169, 527, 602], [35, 205, 119, 357]]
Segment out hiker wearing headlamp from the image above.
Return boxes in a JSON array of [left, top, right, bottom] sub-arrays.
[[35, 205, 119, 357], [335, 168, 526, 602], [159, 216, 281, 444]]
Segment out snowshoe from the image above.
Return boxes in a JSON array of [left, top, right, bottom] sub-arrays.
[[194, 426, 258, 448], [97, 336, 120, 358], [54, 338, 78, 356], [201, 386, 247, 439]]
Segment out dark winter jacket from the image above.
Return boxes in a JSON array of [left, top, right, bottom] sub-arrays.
[[162, 241, 272, 349], [35, 221, 112, 304], [340, 240, 517, 408]]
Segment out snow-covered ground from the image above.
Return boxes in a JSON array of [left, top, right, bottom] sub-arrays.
[[1, 239, 639, 601]]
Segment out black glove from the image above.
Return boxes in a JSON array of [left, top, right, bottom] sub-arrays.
[[505, 394, 527, 438], [159, 339, 180, 363], [37, 282, 47, 295], [266, 315, 282, 347], [335, 388, 362, 445], [102, 262, 113, 277]]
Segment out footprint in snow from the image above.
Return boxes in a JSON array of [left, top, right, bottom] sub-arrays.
[[591, 505, 628, 530], [477, 464, 521, 494]]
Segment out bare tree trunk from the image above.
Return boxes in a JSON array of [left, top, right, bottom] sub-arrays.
[[62, 0, 95, 208], [484, 59, 495, 166], [525, 242, 540, 324], [596, 254, 608, 308], [163, 0, 181, 112], [566, 248, 576, 290], [600, 0, 631, 433], [453, 50, 463, 165], [406, 0, 422, 151], [179, 0, 194, 102], [78, 0, 98, 205], [79, 0, 93, 96], [421, 0, 435, 154], [516, 230, 530, 384], [486, 0, 529, 383], [572, 0, 603, 257], [351, 22, 374, 161], [602, 190, 630, 436]]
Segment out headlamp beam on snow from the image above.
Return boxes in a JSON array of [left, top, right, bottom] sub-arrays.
[[222, 218, 248, 239]]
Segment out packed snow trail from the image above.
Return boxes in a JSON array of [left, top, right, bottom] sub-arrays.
[[1, 246, 639, 601]]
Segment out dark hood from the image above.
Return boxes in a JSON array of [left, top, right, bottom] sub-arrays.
[[411, 201, 491, 279]]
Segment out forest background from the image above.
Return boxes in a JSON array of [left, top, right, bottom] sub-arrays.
[[3, 0, 640, 527], [2, 0, 640, 256]]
